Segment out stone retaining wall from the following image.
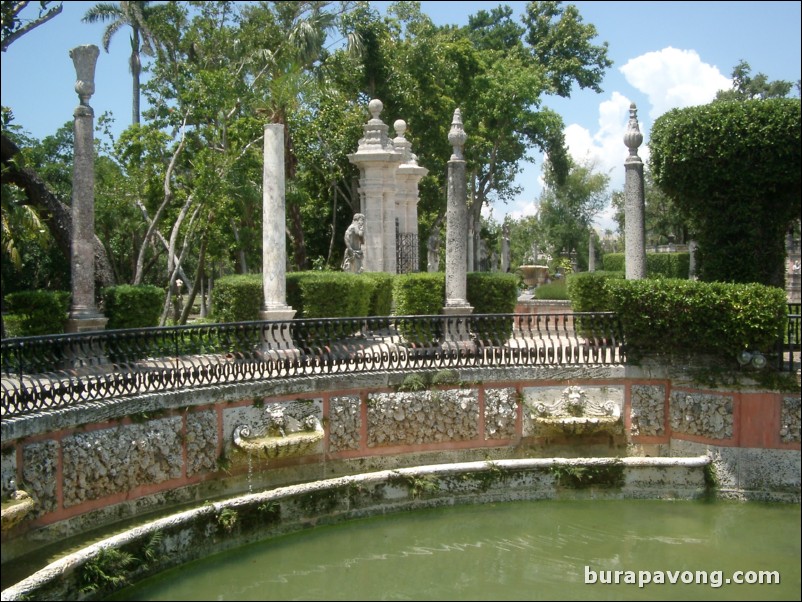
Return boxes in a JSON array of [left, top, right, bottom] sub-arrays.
[[1, 364, 799, 575]]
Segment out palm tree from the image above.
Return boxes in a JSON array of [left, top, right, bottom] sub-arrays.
[[82, 1, 158, 125]]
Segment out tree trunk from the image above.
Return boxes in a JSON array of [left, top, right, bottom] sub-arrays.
[[1, 132, 114, 288]]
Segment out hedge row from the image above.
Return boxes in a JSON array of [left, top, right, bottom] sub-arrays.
[[602, 252, 691, 279], [567, 272, 787, 360]]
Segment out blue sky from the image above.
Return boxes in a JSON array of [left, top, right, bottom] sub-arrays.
[[2, 1, 800, 232]]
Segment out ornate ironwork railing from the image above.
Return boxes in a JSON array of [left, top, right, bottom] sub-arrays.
[[1, 312, 624, 419], [779, 303, 800, 372]]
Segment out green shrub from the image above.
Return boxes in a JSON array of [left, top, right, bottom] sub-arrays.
[[393, 272, 445, 316], [467, 272, 519, 344], [466, 272, 519, 314], [605, 279, 787, 361], [211, 274, 263, 322], [102, 285, 164, 329], [298, 272, 374, 318], [602, 252, 690, 279], [566, 272, 623, 312], [393, 273, 445, 345], [534, 280, 569, 300], [362, 272, 395, 316], [4, 290, 70, 336]]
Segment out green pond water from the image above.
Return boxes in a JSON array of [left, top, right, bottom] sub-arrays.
[[111, 499, 800, 601]]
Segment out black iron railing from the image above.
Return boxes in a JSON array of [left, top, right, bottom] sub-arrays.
[[1, 312, 624, 418]]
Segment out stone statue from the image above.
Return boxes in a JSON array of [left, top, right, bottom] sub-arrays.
[[427, 217, 443, 272], [342, 213, 365, 273]]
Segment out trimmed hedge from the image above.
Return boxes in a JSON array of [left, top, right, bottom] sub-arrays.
[[566, 272, 624, 312], [362, 272, 395, 316], [102, 285, 164, 329], [567, 275, 787, 361], [466, 272, 519, 314], [211, 274, 263, 322], [297, 272, 374, 318], [4, 290, 70, 336], [602, 252, 691, 279], [393, 272, 445, 316]]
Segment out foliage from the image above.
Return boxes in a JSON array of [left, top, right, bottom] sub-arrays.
[[102, 284, 164, 329], [210, 274, 263, 323], [602, 252, 690, 279], [715, 60, 795, 102], [79, 547, 135, 593], [1, 0, 62, 51], [466, 272, 519, 314], [297, 272, 374, 318], [3, 289, 69, 336], [362, 272, 395, 316], [536, 157, 610, 269], [551, 461, 625, 489], [649, 98, 801, 286], [392, 272, 445, 316], [566, 271, 622, 312], [534, 280, 569, 300], [606, 279, 788, 361]]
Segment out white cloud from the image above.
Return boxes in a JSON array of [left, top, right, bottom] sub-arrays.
[[620, 47, 731, 119]]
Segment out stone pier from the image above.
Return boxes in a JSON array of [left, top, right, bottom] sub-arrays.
[[624, 103, 646, 280], [261, 124, 295, 348], [66, 45, 107, 333]]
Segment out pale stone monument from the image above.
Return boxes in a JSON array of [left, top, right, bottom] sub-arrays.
[[393, 120, 428, 272], [347, 99, 402, 273], [66, 45, 107, 333], [443, 108, 473, 316], [588, 229, 596, 272], [624, 103, 646, 280], [261, 124, 295, 348]]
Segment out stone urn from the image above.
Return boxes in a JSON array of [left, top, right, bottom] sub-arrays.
[[518, 265, 550, 288]]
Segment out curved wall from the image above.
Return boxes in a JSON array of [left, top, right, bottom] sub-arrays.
[[2, 363, 800, 576]]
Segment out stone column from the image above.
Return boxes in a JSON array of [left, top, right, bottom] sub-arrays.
[[588, 229, 596, 272], [443, 109, 473, 315], [393, 120, 428, 273], [66, 45, 107, 333], [501, 223, 510, 273], [261, 125, 296, 349], [347, 99, 402, 273], [623, 103, 647, 280]]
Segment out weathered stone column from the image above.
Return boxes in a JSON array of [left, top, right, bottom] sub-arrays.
[[624, 103, 646, 280], [66, 45, 107, 333], [393, 120, 428, 272], [501, 223, 510, 273], [688, 239, 699, 279], [347, 99, 402, 273], [261, 124, 296, 349], [588, 229, 596, 272], [443, 109, 473, 316]]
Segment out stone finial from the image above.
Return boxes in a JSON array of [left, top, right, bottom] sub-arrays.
[[368, 98, 383, 123], [70, 45, 99, 106], [448, 108, 467, 161], [624, 102, 643, 158]]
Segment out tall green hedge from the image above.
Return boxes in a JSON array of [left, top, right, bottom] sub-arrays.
[[297, 272, 374, 318], [102, 285, 164, 329], [362, 272, 395, 316]]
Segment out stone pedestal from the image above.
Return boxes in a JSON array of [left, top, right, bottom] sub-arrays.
[[393, 120, 427, 273], [347, 99, 403, 273]]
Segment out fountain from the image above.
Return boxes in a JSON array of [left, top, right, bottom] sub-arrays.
[[232, 401, 324, 460], [518, 264, 550, 289]]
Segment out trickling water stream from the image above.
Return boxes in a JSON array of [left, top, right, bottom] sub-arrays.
[[110, 499, 800, 601]]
